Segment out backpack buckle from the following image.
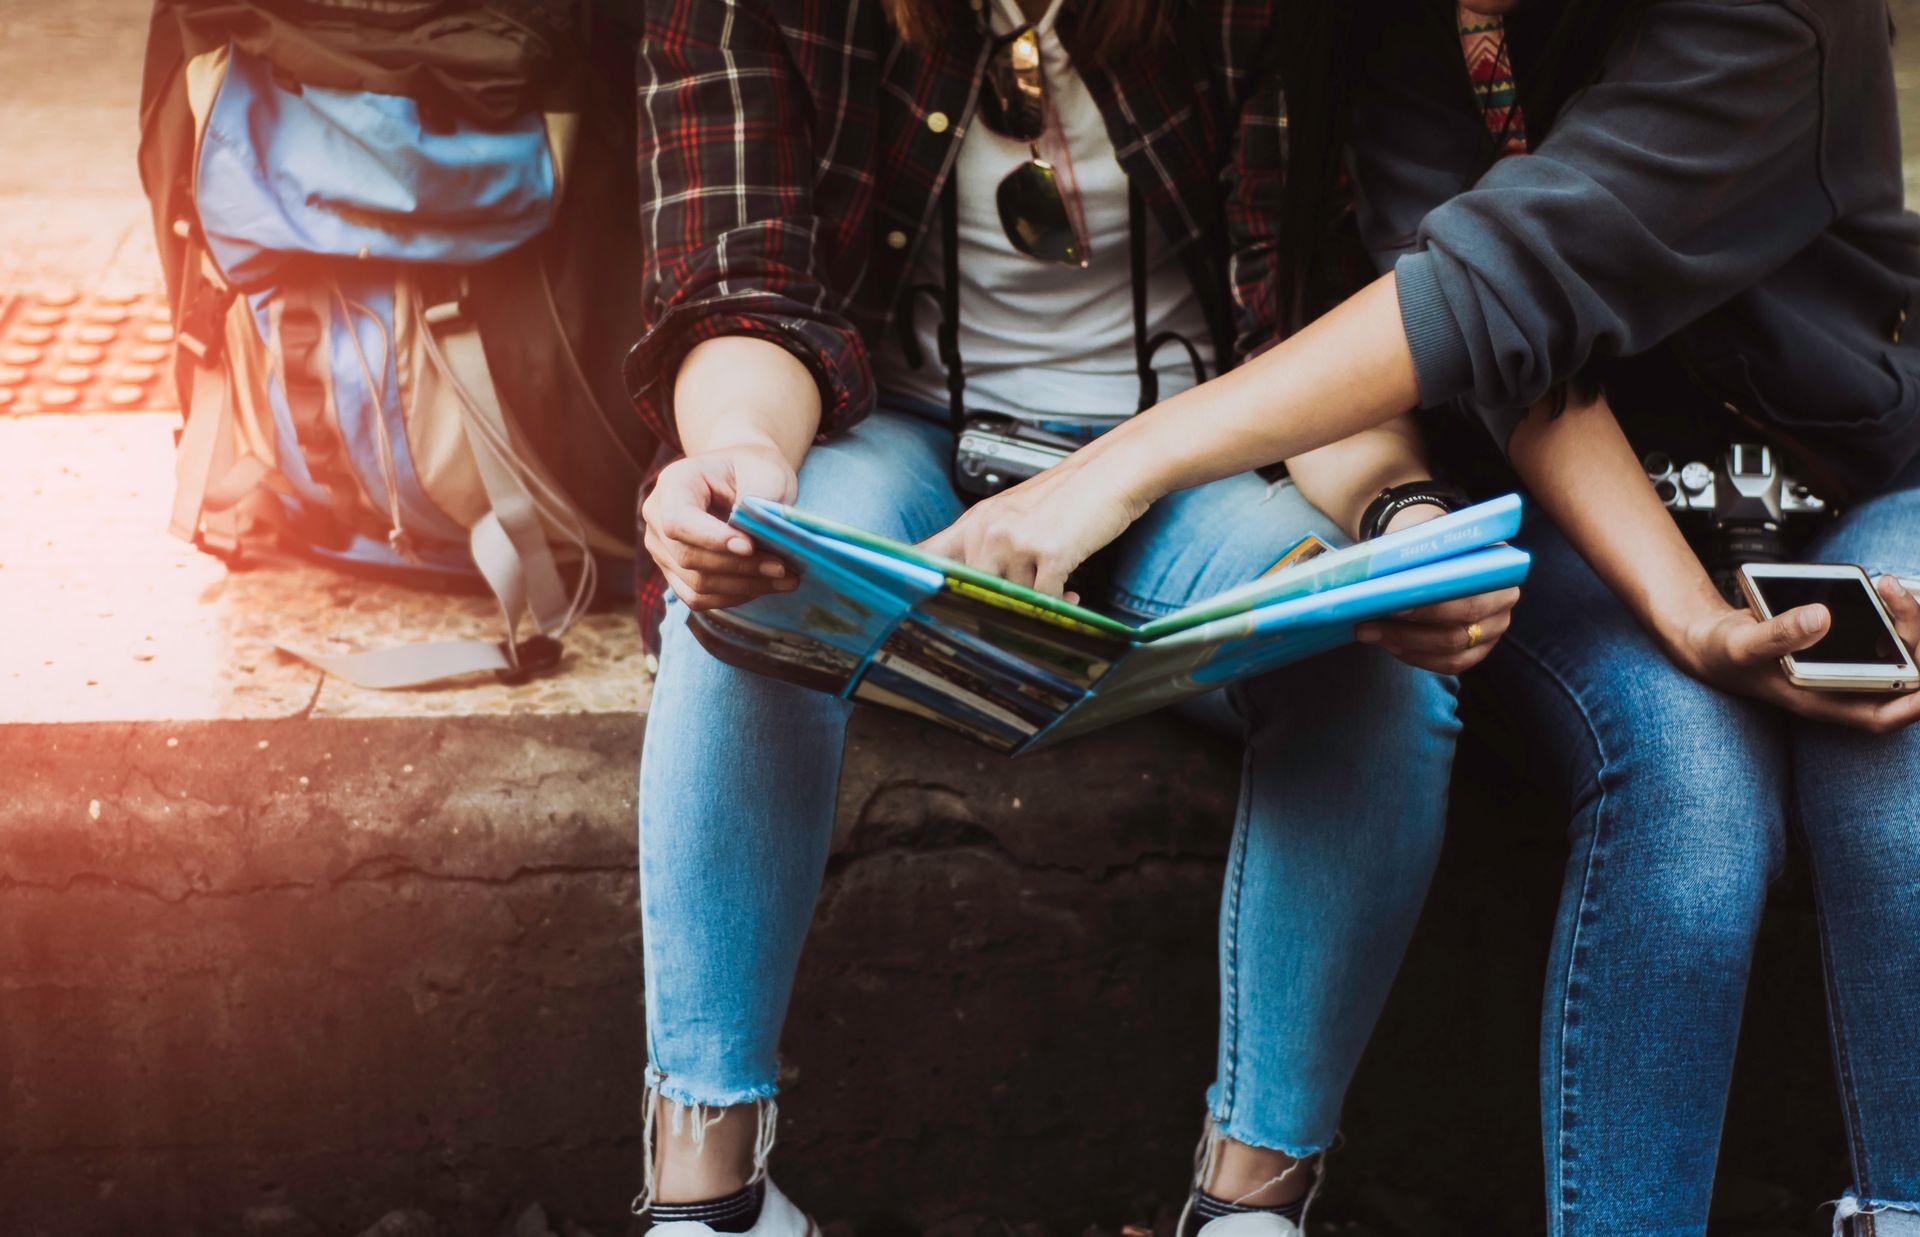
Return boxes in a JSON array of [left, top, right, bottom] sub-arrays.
[[423, 293, 471, 330], [176, 285, 235, 365], [495, 634, 563, 685]]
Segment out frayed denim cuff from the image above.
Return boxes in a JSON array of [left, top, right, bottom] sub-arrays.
[[1833, 1192, 1920, 1236]]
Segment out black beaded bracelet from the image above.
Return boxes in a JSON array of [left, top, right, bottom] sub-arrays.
[[1359, 481, 1471, 541]]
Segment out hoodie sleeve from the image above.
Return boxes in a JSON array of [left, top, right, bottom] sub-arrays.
[[1355, 0, 1831, 447]]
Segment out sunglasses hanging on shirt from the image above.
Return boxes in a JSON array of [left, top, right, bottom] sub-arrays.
[[977, 24, 1091, 268]]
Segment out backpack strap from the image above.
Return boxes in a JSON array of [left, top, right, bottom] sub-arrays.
[[271, 290, 589, 689], [169, 353, 240, 550], [169, 248, 271, 555], [428, 298, 576, 637]]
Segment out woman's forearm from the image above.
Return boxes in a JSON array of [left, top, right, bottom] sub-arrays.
[[672, 336, 823, 468], [1086, 271, 1422, 506], [645, 335, 822, 606], [1285, 416, 1434, 540], [1504, 391, 1730, 658]]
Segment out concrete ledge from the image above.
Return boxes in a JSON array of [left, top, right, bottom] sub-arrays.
[[0, 705, 1855, 1237], [0, 709, 1243, 1237], [0, 714, 651, 1236]]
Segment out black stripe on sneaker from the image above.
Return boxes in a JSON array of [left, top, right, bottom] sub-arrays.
[[642, 1181, 766, 1233], [1187, 1189, 1304, 1233]]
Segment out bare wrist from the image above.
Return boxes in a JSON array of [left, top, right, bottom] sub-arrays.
[[1378, 499, 1450, 537], [1085, 426, 1177, 512], [684, 434, 805, 477], [1654, 588, 1739, 674], [698, 435, 785, 460]]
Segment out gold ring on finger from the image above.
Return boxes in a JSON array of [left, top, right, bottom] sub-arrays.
[[1465, 621, 1484, 649]]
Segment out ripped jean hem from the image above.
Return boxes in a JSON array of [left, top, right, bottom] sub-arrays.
[[1834, 1193, 1920, 1236], [645, 1064, 780, 1111], [1183, 1114, 1330, 1235], [633, 1068, 780, 1217], [1206, 1112, 1334, 1163]]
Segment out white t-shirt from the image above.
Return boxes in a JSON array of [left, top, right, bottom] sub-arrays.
[[873, 0, 1216, 425]]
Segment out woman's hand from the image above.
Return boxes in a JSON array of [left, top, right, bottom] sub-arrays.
[[1505, 389, 1920, 734], [919, 452, 1155, 595], [1669, 574, 1920, 734], [1355, 591, 1523, 675], [1352, 505, 1521, 675], [648, 335, 823, 611], [642, 443, 800, 611]]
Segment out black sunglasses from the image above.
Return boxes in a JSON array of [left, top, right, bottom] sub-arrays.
[[977, 25, 1088, 268]]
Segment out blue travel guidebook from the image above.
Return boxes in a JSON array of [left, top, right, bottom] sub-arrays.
[[689, 494, 1532, 754]]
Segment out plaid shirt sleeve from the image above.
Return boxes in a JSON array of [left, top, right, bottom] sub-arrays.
[[1220, 18, 1290, 362], [626, 0, 875, 455]]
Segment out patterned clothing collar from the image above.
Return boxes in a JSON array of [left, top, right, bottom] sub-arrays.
[[1457, 5, 1528, 155]]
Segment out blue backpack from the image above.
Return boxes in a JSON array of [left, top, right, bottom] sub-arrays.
[[144, 11, 649, 688]]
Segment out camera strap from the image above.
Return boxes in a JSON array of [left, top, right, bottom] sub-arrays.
[[939, 182, 967, 433], [1121, 183, 1152, 412], [1130, 182, 1212, 412], [1129, 183, 1156, 412], [910, 175, 1207, 433]]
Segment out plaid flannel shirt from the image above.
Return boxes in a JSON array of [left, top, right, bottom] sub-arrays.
[[628, 0, 1291, 653]]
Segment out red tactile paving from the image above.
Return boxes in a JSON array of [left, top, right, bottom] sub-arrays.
[[0, 286, 178, 415]]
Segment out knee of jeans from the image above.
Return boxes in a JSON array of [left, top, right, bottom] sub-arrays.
[[1594, 687, 1786, 930], [1612, 677, 1780, 808], [652, 595, 853, 730], [789, 424, 958, 541], [1628, 830, 1776, 947], [655, 596, 749, 684]]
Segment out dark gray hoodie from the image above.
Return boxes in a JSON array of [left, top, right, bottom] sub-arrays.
[[1354, 0, 1920, 500]]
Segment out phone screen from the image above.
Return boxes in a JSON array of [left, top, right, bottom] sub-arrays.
[[1750, 574, 1908, 666]]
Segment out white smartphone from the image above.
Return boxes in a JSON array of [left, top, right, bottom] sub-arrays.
[[1737, 563, 1919, 692]]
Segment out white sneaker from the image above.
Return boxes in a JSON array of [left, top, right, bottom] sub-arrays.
[[646, 1180, 817, 1237], [1191, 1210, 1303, 1237]]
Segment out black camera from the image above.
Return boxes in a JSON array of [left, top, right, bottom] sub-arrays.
[[1644, 442, 1833, 602]]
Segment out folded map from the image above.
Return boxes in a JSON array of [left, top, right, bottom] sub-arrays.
[[686, 494, 1533, 754]]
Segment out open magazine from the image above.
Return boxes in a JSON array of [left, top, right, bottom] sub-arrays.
[[687, 494, 1533, 755]]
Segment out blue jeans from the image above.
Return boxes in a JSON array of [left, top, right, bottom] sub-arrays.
[[1481, 469, 1920, 1237], [639, 402, 1461, 1160]]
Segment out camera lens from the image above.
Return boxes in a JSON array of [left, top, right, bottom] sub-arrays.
[[1721, 524, 1786, 563], [1655, 479, 1679, 505], [1644, 451, 1674, 479], [1706, 522, 1790, 605]]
